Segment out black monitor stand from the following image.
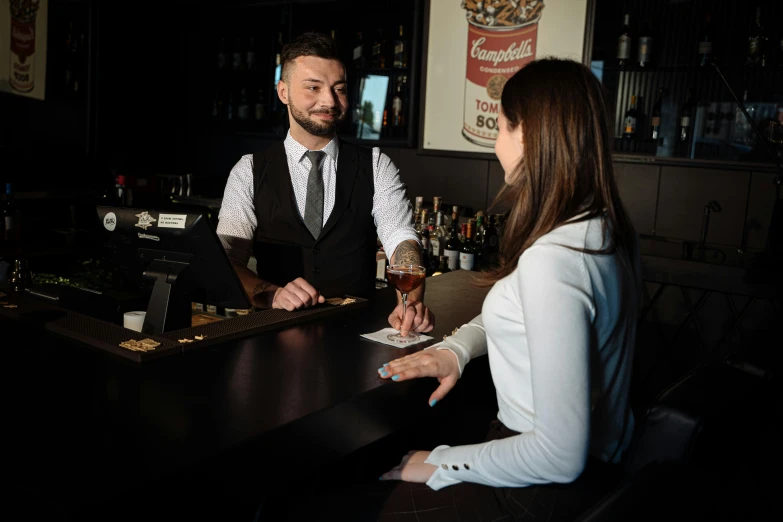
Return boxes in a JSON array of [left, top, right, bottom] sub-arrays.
[[142, 258, 193, 335]]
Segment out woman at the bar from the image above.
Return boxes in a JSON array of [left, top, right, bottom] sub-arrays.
[[367, 57, 642, 521]]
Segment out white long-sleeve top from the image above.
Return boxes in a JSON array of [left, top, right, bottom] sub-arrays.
[[424, 214, 640, 491]]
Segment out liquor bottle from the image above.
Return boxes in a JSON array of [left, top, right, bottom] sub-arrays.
[[623, 95, 639, 139], [217, 37, 228, 70], [432, 256, 452, 276], [459, 222, 478, 271], [237, 88, 250, 121], [779, 35, 783, 68], [731, 90, 754, 144], [484, 215, 500, 269], [616, 14, 632, 69], [697, 13, 714, 66], [393, 25, 407, 68], [430, 199, 444, 259], [353, 32, 366, 69], [637, 19, 653, 68], [392, 75, 407, 128], [232, 37, 243, 72], [246, 36, 257, 73], [3, 183, 21, 242], [705, 102, 719, 140], [444, 214, 462, 271], [650, 88, 666, 143], [420, 226, 432, 275], [677, 89, 697, 156], [254, 88, 265, 121], [226, 92, 234, 121], [413, 196, 423, 225], [272, 32, 284, 116], [474, 213, 487, 270], [747, 6, 768, 67], [371, 28, 385, 69]]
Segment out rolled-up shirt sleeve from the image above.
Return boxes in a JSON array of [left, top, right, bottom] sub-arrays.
[[217, 155, 257, 267], [371, 148, 419, 259]]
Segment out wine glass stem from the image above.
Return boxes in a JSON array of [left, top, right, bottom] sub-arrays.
[[401, 293, 408, 332]]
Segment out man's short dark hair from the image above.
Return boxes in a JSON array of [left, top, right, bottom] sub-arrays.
[[281, 32, 342, 82]]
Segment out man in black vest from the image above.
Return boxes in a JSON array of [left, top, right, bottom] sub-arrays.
[[216, 32, 433, 337]]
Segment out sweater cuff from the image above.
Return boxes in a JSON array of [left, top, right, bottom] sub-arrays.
[[424, 445, 464, 490], [431, 321, 487, 376]]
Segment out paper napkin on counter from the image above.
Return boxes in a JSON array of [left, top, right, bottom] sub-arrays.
[[360, 328, 433, 348]]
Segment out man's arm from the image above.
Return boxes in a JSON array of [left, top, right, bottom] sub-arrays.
[[389, 239, 433, 335], [390, 239, 425, 304], [223, 241, 322, 311]]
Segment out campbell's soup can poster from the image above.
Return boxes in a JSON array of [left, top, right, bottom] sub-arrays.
[[0, 0, 48, 100], [423, 0, 588, 154]]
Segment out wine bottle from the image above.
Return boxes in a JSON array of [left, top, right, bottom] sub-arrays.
[[650, 88, 666, 144], [616, 14, 632, 69], [623, 95, 639, 139], [459, 222, 478, 271], [697, 13, 714, 67], [747, 6, 768, 67], [678, 89, 697, 157], [353, 32, 366, 69], [393, 25, 407, 69], [638, 19, 653, 68]]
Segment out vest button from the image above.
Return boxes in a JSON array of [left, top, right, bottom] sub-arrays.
[[312, 267, 320, 274], [313, 247, 320, 254]]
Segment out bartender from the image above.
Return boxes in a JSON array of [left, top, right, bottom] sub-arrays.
[[216, 31, 434, 337]]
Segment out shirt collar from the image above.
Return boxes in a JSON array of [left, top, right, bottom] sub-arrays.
[[284, 130, 340, 164]]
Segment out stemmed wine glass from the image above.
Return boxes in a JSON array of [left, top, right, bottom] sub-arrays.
[[385, 264, 427, 344]]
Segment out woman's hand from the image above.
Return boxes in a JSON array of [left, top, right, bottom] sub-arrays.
[[379, 451, 437, 483], [378, 348, 460, 407]]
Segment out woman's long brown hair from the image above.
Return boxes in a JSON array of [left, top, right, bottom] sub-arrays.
[[482, 58, 637, 285]]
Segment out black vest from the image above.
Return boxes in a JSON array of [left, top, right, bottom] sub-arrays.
[[251, 141, 377, 298]]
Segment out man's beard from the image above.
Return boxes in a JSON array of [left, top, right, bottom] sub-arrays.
[[289, 101, 345, 137]]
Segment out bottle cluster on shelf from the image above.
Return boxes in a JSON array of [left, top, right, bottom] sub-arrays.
[[411, 197, 505, 277], [206, 25, 413, 143], [209, 33, 287, 130], [618, 86, 783, 160], [348, 26, 411, 141], [613, 5, 783, 70]]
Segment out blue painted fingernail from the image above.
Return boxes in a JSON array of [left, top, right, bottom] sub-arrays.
[[377, 367, 385, 372], [383, 362, 390, 367], [379, 476, 384, 481], [430, 399, 438, 407], [381, 371, 389, 377], [392, 375, 400, 381]]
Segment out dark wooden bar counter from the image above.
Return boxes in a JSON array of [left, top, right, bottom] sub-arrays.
[[2, 270, 491, 520]]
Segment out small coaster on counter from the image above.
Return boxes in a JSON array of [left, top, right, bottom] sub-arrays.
[[361, 328, 433, 348], [119, 338, 160, 352], [325, 297, 357, 306]]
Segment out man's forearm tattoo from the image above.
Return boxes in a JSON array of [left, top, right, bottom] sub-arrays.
[[252, 281, 271, 295], [393, 240, 421, 267]]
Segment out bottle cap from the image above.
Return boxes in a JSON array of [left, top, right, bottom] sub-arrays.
[[116, 175, 126, 185]]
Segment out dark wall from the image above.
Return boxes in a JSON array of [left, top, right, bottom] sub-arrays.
[[0, 0, 93, 191]]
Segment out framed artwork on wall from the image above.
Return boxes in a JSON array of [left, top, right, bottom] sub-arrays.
[[0, 0, 48, 100], [418, 0, 594, 158]]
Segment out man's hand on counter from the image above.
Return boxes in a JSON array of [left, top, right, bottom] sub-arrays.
[[269, 277, 325, 311], [388, 299, 435, 337]]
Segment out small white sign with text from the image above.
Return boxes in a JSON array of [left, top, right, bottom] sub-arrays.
[[158, 213, 187, 229]]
